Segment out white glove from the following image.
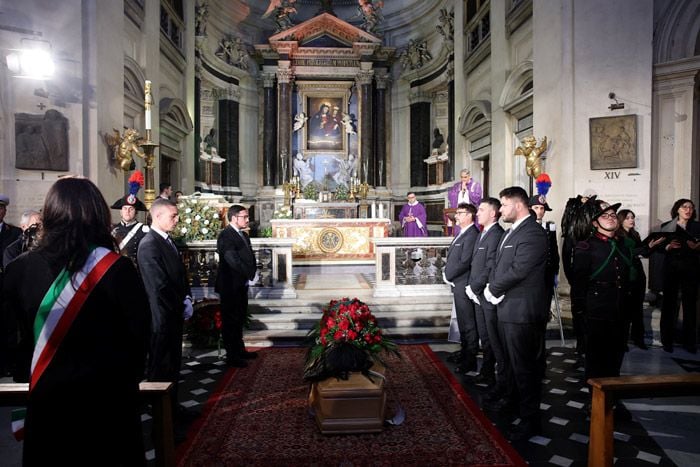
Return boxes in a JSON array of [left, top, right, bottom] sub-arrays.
[[442, 271, 455, 287], [183, 296, 194, 320], [465, 285, 480, 305], [484, 284, 505, 305], [247, 271, 260, 287]]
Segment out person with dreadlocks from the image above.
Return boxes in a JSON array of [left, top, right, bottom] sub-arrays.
[[560, 193, 599, 363], [572, 200, 636, 394]]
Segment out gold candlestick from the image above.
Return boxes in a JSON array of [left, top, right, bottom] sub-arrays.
[[140, 129, 159, 210]]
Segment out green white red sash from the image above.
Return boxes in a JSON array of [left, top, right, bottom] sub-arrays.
[[12, 246, 120, 441]]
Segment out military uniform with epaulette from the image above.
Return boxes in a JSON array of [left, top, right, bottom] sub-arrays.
[[111, 220, 149, 264], [572, 230, 635, 382]]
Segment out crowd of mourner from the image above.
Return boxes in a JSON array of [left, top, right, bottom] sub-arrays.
[[0, 173, 697, 461]]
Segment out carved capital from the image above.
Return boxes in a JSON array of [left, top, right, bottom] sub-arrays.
[[276, 68, 295, 84], [375, 72, 391, 90], [355, 69, 374, 86], [260, 72, 276, 88], [409, 90, 432, 104]]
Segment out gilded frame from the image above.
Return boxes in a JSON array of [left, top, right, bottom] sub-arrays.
[[298, 81, 353, 155], [589, 115, 637, 170]]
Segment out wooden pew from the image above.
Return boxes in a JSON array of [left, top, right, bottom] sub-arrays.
[[587, 374, 700, 467], [0, 381, 174, 467]]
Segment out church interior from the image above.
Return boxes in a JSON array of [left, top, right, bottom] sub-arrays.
[[1, 0, 700, 465]]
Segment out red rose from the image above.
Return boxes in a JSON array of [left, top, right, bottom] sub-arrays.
[[374, 335, 382, 343], [334, 331, 344, 341], [321, 336, 327, 345], [347, 330, 357, 340], [338, 319, 350, 331]]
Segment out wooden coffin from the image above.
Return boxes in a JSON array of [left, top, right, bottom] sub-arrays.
[[309, 363, 386, 435]]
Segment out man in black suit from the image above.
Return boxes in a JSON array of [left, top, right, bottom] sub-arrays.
[[137, 199, 192, 405], [216, 204, 258, 367], [484, 186, 548, 441], [530, 195, 560, 316], [466, 198, 504, 389], [0, 195, 22, 275], [443, 203, 480, 374]]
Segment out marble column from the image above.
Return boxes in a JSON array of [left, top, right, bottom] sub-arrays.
[[219, 98, 240, 187], [356, 65, 374, 185], [375, 70, 390, 187], [261, 72, 277, 186], [277, 67, 294, 183]]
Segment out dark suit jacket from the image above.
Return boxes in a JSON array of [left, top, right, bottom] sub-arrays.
[[444, 224, 480, 288], [0, 223, 21, 273], [1, 250, 149, 464], [215, 226, 257, 296], [469, 223, 504, 295], [489, 216, 548, 323], [137, 230, 190, 380], [543, 221, 560, 288]]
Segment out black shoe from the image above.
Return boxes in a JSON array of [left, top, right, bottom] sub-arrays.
[[446, 350, 462, 363], [483, 397, 517, 413], [454, 362, 477, 375], [226, 358, 248, 368], [662, 344, 674, 353], [468, 373, 495, 387], [633, 340, 649, 350], [240, 350, 258, 359]]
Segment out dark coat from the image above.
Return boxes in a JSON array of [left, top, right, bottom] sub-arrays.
[[468, 223, 504, 295], [137, 230, 190, 381], [111, 221, 149, 265], [444, 224, 480, 289], [0, 222, 21, 273], [489, 216, 548, 323], [1, 250, 149, 465], [215, 226, 257, 295]]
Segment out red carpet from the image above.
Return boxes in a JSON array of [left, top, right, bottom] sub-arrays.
[[177, 345, 525, 466]]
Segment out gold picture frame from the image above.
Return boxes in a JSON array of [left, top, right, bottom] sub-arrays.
[[297, 81, 353, 155], [589, 115, 637, 170]]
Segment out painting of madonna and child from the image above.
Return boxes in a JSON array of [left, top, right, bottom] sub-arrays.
[[306, 97, 345, 151]]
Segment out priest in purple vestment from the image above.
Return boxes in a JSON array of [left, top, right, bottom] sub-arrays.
[[399, 192, 428, 237], [448, 169, 482, 208]]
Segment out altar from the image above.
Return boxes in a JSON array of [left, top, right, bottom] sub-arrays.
[[271, 218, 390, 264]]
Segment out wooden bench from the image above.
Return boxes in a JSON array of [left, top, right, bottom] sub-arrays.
[[587, 374, 700, 467], [0, 381, 175, 467]]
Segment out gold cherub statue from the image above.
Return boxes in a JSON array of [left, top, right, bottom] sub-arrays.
[[105, 128, 146, 172], [515, 135, 549, 178]]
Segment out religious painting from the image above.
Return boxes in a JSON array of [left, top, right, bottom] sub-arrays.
[[15, 110, 69, 171], [306, 96, 345, 151], [589, 115, 637, 170]]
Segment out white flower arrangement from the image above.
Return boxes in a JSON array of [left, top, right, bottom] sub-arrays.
[[174, 197, 223, 242], [272, 205, 293, 219]]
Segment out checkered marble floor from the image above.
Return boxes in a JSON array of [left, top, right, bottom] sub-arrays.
[[158, 342, 697, 466]]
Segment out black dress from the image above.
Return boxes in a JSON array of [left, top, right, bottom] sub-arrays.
[[1, 251, 150, 466]]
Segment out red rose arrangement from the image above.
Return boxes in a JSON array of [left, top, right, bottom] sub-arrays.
[[304, 297, 399, 381], [186, 300, 223, 349]]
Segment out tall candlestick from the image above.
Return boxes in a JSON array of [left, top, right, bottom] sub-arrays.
[[144, 80, 153, 131], [378, 203, 384, 219], [371, 202, 376, 218]]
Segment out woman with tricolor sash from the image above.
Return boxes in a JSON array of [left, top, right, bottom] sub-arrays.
[[1, 177, 150, 465]]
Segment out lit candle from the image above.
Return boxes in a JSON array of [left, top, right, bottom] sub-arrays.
[[144, 80, 153, 130], [378, 203, 384, 219], [371, 202, 376, 218]]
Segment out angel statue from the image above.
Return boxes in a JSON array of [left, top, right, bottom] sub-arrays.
[[399, 39, 432, 70], [293, 112, 307, 132], [104, 128, 145, 172], [357, 0, 384, 35], [514, 135, 549, 179], [341, 113, 357, 135], [195, 2, 208, 36], [263, 0, 297, 33]]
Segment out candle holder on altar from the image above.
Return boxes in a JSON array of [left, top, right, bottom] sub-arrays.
[[140, 129, 159, 210], [358, 182, 370, 200]]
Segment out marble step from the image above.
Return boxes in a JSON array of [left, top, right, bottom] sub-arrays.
[[248, 309, 452, 331], [248, 300, 452, 315], [244, 326, 450, 348]]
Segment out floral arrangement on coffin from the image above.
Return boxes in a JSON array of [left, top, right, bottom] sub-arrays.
[[186, 300, 223, 349], [272, 205, 293, 219], [304, 297, 399, 382], [174, 195, 223, 242]]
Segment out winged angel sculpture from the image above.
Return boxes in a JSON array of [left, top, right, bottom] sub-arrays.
[[104, 128, 145, 172], [263, 0, 297, 33], [514, 135, 549, 178], [293, 112, 307, 132]]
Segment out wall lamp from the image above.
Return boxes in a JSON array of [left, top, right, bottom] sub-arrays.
[[5, 38, 55, 80], [608, 92, 625, 111]]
